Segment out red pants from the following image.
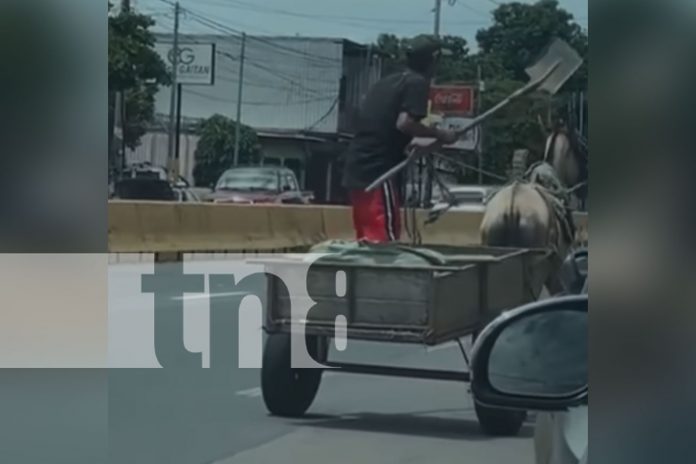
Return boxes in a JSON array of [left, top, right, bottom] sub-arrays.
[[349, 180, 401, 243]]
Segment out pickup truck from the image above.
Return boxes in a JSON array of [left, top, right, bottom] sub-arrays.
[[206, 166, 313, 205]]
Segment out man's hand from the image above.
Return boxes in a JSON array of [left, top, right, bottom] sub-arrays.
[[436, 129, 459, 145], [407, 137, 439, 156]]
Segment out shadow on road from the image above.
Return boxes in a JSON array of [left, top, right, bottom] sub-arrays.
[[289, 411, 535, 441]]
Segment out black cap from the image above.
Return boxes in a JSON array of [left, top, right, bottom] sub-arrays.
[[405, 35, 442, 59]]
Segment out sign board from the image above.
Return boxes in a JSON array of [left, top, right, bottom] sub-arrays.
[[429, 85, 475, 115], [431, 116, 480, 151], [155, 42, 216, 86], [427, 85, 479, 151]]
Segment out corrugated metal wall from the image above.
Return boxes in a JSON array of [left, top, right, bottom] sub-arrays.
[[153, 35, 343, 133], [340, 49, 382, 132]]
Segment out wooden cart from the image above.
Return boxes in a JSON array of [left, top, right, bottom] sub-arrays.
[[259, 245, 553, 436]]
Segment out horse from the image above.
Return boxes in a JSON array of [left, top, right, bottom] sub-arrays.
[[480, 122, 587, 295]]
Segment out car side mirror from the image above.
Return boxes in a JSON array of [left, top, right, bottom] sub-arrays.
[[471, 295, 588, 412]]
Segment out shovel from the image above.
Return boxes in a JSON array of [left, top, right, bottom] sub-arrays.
[[365, 38, 584, 193]]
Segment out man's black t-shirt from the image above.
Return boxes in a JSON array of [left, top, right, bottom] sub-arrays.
[[341, 70, 430, 190]]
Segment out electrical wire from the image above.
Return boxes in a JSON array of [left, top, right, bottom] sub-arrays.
[[195, 0, 492, 27], [184, 88, 336, 106], [176, 4, 343, 66], [306, 97, 339, 130]]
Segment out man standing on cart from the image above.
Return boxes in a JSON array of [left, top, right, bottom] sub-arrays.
[[341, 36, 458, 243]]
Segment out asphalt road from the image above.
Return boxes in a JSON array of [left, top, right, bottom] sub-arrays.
[[108, 259, 537, 464]]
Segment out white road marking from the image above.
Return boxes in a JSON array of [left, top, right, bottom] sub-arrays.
[[235, 387, 262, 398]]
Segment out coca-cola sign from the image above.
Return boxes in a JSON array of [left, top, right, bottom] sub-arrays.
[[429, 86, 475, 115]]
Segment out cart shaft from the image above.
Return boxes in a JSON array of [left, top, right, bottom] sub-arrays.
[[324, 361, 470, 382]]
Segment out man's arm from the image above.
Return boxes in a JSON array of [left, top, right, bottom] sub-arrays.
[[395, 76, 458, 144], [396, 112, 454, 141]]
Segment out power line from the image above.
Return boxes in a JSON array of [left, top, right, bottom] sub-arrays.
[[186, 12, 342, 68], [184, 18, 341, 82], [196, 0, 492, 26], [159, 1, 344, 66], [454, 0, 489, 18], [161, 28, 338, 91], [306, 97, 339, 130], [184, 88, 336, 106], [215, 50, 332, 95]]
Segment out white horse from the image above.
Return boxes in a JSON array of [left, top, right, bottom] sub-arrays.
[[480, 122, 587, 295]]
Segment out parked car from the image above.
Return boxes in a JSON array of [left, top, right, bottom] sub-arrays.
[[112, 178, 177, 201], [207, 166, 313, 204], [112, 163, 202, 203], [471, 249, 589, 464]]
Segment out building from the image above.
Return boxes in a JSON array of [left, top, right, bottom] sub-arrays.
[[127, 34, 382, 202]]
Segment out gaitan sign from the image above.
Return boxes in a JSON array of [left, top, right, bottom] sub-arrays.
[[155, 42, 216, 86]]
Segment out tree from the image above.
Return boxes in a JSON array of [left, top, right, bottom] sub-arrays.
[[108, 5, 170, 155], [192, 115, 262, 187], [476, 0, 587, 90]]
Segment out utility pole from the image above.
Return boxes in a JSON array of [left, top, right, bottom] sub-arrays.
[[111, 0, 132, 178], [423, 0, 443, 207], [166, 1, 180, 180], [476, 63, 483, 185], [233, 32, 246, 166], [433, 0, 442, 37]]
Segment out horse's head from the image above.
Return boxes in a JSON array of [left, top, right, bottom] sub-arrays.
[[544, 124, 588, 206]]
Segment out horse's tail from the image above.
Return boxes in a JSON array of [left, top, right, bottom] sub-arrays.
[[503, 182, 521, 245], [484, 182, 538, 249]]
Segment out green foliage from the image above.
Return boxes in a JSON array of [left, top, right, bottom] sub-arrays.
[[108, 8, 170, 91], [193, 115, 262, 187], [108, 6, 170, 150], [479, 80, 550, 177], [477, 0, 588, 90]]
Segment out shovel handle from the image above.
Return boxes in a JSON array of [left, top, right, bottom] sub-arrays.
[[364, 149, 420, 193]]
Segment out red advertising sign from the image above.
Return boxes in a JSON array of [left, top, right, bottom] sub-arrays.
[[429, 85, 475, 115]]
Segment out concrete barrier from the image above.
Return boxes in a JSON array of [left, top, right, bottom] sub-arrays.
[[109, 201, 588, 253]]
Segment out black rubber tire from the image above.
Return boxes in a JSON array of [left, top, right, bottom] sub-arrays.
[[261, 333, 324, 417], [475, 403, 527, 436]]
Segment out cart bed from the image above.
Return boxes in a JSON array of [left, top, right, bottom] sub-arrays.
[[261, 245, 552, 346]]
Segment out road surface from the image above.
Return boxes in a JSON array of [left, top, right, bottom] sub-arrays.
[[108, 259, 538, 464]]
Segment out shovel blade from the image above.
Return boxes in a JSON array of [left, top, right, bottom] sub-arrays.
[[525, 38, 583, 95]]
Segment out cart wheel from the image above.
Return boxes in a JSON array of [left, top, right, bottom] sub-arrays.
[[475, 403, 527, 436], [261, 333, 324, 417]]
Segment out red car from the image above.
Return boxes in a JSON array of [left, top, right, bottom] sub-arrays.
[[206, 167, 313, 205]]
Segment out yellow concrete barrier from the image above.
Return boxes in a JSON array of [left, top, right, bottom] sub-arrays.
[[109, 201, 588, 253]]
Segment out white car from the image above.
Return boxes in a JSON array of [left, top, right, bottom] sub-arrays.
[[470, 250, 588, 464]]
